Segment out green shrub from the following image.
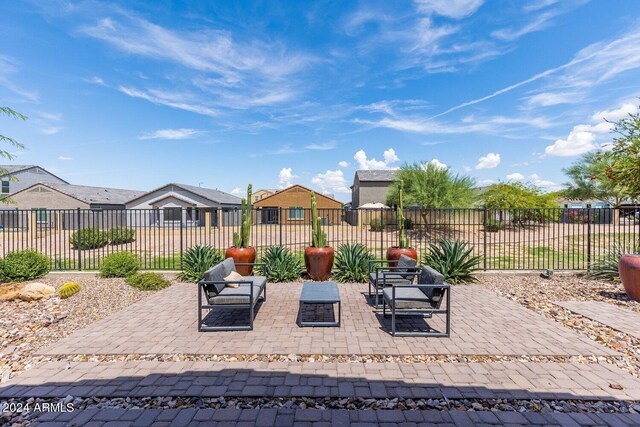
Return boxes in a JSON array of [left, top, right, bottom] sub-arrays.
[[258, 246, 302, 282], [333, 243, 373, 283], [589, 241, 640, 281], [126, 272, 171, 291], [0, 249, 51, 282], [100, 251, 141, 278], [59, 282, 81, 299], [369, 218, 385, 231], [177, 245, 223, 283], [70, 228, 108, 250], [108, 227, 136, 245], [423, 239, 481, 284], [484, 219, 502, 232]]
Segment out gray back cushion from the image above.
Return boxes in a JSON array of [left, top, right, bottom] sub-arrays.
[[396, 254, 417, 279], [203, 258, 237, 296], [419, 266, 445, 301]]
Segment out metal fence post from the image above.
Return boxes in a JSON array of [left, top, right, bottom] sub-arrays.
[[179, 208, 184, 270], [587, 208, 591, 271], [279, 207, 283, 247], [483, 207, 487, 271], [77, 208, 82, 271], [380, 207, 384, 259]]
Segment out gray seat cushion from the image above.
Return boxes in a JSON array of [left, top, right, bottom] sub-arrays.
[[209, 279, 265, 305], [369, 272, 412, 285], [202, 258, 238, 296], [396, 254, 418, 279], [418, 266, 445, 301], [383, 287, 432, 310]]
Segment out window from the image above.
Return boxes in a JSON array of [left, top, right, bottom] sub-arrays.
[[254, 196, 259, 201], [1, 181, 9, 194], [32, 209, 47, 223], [289, 207, 304, 220], [164, 207, 182, 221], [186, 207, 200, 221]]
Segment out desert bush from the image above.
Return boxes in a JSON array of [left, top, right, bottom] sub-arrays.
[[59, 282, 81, 299], [369, 218, 385, 231], [258, 246, 302, 282], [99, 251, 141, 278], [108, 227, 136, 245], [589, 242, 640, 281], [484, 219, 502, 232], [126, 272, 171, 291], [70, 228, 108, 250], [0, 249, 50, 282], [423, 239, 481, 284], [333, 243, 373, 283], [177, 245, 224, 283]]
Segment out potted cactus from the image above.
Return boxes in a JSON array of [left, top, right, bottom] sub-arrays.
[[304, 192, 334, 281], [386, 180, 417, 265], [225, 184, 256, 276]]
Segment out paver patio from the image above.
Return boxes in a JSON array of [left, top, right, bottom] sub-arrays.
[[41, 282, 616, 357], [555, 301, 640, 339]]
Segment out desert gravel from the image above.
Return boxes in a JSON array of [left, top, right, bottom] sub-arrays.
[[0, 273, 176, 383]]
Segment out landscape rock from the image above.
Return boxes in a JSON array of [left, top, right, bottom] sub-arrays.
[[17, 283, 55, 302]]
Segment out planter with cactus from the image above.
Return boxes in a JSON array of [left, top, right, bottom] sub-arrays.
[[386, 180, 417, 266], [304, 192, 334, 281], [225, 184, 256, 276]]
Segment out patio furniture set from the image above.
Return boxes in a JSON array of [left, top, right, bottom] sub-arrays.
[[197, 254, 450, 337]]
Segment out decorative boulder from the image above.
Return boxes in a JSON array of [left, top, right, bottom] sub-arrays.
[[18, 282, 56, 302]]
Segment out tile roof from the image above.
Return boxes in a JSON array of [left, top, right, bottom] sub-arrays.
[[37, 182, 144, 205], [167, 183, 242, 205], [0, 165, 37, 175], [355, 169, 399, 182]]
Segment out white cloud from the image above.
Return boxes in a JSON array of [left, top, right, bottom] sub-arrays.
[[311, 169, 350, 194], [119, 86, 220, 117], [87, 76, 105, 85], [525, 92, 577, 107], [427, 158, 447, 170], [475, 152, 501, 170], [529, 173, 540, 180], [139, 128, 202, 140], [338, 161, 349, 168], [413, 0, 484, 19], [41, 127, 63, 135], [591, 103, 638, 123], [230, 187, 243, 196], [479, 179, 495, 185], [354, 148, 399, 170], [305, 142, 336, 151], [506, 173, 524, 181], [58, 156, 73, 161], [278, 167, 297, 188], [463, 166, 472, 172], [544, 128, 596, 157], [0, 54, 39, 101], [491, 11, 557, 41]]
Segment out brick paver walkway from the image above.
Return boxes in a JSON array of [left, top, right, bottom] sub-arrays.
[[3, 360, 640, 401], [41, 283, 615, 357], [555, 301, 640, 339], [30, 407, 640, 426]]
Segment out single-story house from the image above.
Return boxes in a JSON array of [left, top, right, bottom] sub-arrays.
[[125, 183, 242, 226], [253, 184, 343, 225], [0, 165, 68, 196], [350, 170, 398, 208], [3, 182, 144, 230]]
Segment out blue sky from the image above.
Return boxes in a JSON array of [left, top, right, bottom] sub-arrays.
[[1, 0, 640, 202]]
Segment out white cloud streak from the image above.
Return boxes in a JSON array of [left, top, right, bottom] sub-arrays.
[[139, 128, 203, 140]]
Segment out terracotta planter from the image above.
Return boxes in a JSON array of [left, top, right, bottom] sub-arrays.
[[386, 246, 418, 267], [225, 246, 256, 276], [304, 246, 334, 281], [619, 254, 640, 302]]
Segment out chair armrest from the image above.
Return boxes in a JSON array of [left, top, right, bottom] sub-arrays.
[[198, 280, 254, 286], [368, 259, 390, 272], [391, 283, 450, 290]]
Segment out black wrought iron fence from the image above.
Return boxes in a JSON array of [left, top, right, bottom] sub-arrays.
[[1, 206, 638, 271]]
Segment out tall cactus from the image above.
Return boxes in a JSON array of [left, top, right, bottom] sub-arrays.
[[233, 184, 252, 247], [310, 191, 327, 247], [397, 180, 410, 248]]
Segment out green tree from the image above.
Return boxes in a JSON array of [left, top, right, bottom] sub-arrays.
[[386, 162, 476, 209], [0, 107, 27, 204], [604, 105, 640, 201], [481, 182, 559, 225], [563, 152, 626, 207]]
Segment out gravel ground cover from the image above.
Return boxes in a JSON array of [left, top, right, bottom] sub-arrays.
[[484, 273, 640, 378], [0, 273, 174, 384]]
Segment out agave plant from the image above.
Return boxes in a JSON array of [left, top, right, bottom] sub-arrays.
[[177, 245, 223, 283], [258, 246, 302, 282], [333, 243, 374, 283], [423, 239, 481, 284], [589, 241, 640, 281]]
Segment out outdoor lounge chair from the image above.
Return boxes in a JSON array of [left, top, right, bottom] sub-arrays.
[[197, 258, 267, 332], [368, 254, 421, 308], [382, 265, 451, 337]]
